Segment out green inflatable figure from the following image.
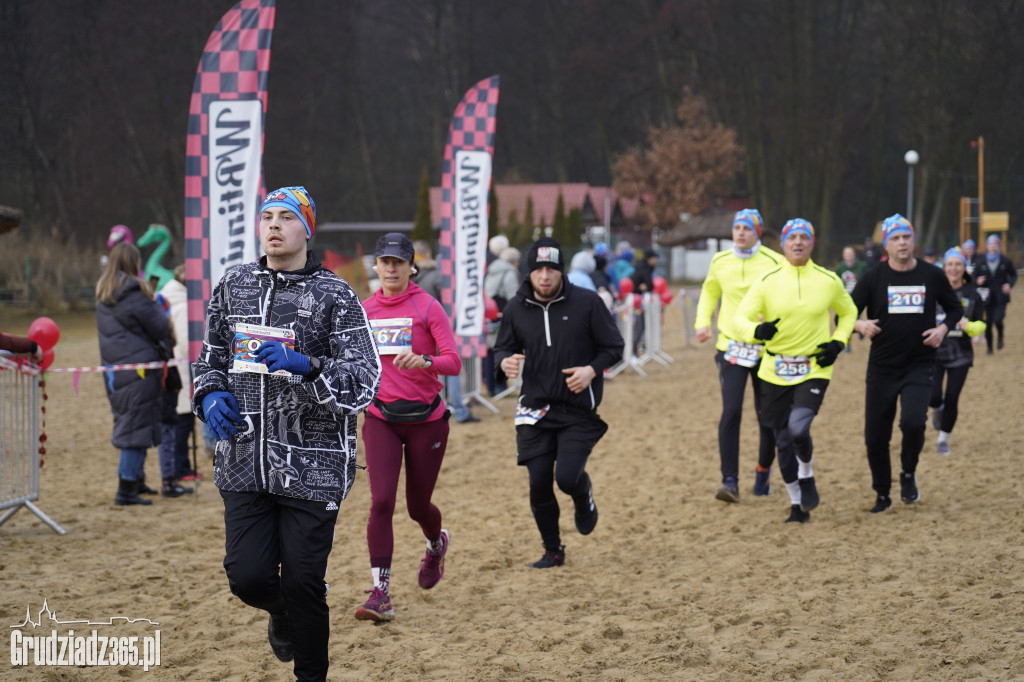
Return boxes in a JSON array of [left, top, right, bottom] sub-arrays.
[[138, 224, 175, 290]]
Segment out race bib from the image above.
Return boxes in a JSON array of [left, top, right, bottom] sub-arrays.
[[231, 323, 295, 375], [774, 355, 811, 382], [724, 340, 763, 368], [514, 401, 550, 426], [369, 317, 413, 355], [841, 270, 858, 293], [887, 285, 925, 314], [937, 307, 964, 337]]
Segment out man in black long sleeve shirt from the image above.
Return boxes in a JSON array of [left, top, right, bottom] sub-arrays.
[[851, 215, 962, 513], [494, 237, 624, 569]]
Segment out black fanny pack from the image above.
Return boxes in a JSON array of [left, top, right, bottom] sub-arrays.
[[373, 394, 442, 423]]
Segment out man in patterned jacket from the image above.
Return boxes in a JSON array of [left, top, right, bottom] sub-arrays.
[[193, 186, 381, 682]]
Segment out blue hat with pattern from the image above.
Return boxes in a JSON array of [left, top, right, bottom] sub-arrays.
[[733, 209, 764, 238], [943, 246, 967, 265], [780, 218, 814, 247], [881, 213, 914, 247], [260, 186, 317, 240]]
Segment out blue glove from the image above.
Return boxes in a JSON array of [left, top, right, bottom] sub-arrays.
[[255, 341, 311, 376], [201, 391, 242, 440]]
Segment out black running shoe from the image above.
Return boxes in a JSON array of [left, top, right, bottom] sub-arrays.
[[574, 482, 598, 535], [798, 476, 819, 512], [870, 495, 892, 513], [900, 472, 920, 504], [267, 612, 294, 662], [531, 545, 565, 569], [785, 504, 809, 523]]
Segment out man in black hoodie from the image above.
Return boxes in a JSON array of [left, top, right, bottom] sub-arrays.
[[494, 237, 624, 569]]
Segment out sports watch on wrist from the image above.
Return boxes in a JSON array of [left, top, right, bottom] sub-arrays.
[[306, 355, 323, 380], [421, 354, 433, 368]]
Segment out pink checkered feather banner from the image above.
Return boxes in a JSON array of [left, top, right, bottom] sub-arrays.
[[184, 0, 275, 361], [438, 75, 501, 358]]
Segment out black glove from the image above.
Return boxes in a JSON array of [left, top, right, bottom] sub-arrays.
[[753, 318, 780, 341], [814, 340, 845, 367]]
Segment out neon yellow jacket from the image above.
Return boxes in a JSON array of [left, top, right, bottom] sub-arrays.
[[695, 245, 783, 351], [734, 258, 857, 385]]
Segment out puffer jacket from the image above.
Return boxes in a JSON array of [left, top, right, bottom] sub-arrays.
[[192, 253, 382, 503], [96, 276, 171, 449]]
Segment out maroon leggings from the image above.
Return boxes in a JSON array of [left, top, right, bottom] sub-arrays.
[[361, 414, 449, 568]]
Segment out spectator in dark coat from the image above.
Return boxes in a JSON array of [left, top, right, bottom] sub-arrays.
[[96, 243, 171, 506]]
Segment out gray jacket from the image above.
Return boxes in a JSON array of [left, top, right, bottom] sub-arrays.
[[192, 254, 381, 503]]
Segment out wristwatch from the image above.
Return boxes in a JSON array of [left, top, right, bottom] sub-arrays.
[[421, 354, 433, 368], [306, 355, 323, 380]]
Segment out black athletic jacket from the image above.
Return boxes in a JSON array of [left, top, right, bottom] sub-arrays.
[[935, 281, 986, 369], [493, 278, 624, 411]]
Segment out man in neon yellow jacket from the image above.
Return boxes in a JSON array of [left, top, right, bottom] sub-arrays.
[[695, 209, 782, 502], [735, 219, 857, 523]]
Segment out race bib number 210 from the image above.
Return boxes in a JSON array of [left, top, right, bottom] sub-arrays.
[[888, 285, 926, 314]]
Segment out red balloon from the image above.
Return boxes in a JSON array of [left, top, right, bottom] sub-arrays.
[[660, 289, 674, 306], [484, 297, 499, 322], [28, 317, 60, 350], [618, 277, 634, 299], [653, 276, 669, 294], [632, 293, 644, 310], [39, 347, 55, 370]]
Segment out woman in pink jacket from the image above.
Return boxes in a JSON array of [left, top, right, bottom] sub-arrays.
[[355, 232, 461, 622]]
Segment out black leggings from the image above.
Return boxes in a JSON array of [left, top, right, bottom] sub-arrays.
[[864, 361, 934, 496], [929, 365, 970, 433], [524, 451, 590, 551], [715, 351, 776, 481], [984, 300, 1007, 347]]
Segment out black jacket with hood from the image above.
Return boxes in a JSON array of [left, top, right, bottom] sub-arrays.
[[493, 278, 623, 412]]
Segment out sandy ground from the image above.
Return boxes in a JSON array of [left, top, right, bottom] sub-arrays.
[[2, 295, 1023, 681]]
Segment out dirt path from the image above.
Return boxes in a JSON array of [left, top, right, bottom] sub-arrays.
[[2, 299, 1023, 680]]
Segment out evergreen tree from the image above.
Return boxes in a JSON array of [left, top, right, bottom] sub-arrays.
[[552, 192, 567, 245], [488, 186, 498, 237], [411, 165, 434, 243], [519, 196, 536, 247], [567, 207, 583, 247], [505, 209, 523, 248]]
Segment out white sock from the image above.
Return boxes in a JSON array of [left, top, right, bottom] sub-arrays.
[[798, 458, 814, 479], [938, 431, 951, 444], [785, 480, 801, 505], [371, 567, 390, 593]]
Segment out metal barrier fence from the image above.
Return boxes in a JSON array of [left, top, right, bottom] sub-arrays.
[[0, 355, 65, 534]]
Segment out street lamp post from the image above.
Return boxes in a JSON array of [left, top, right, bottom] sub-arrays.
[[904, 149, 919, 223]]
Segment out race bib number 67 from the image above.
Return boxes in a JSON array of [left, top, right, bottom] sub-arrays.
[[369, 318, 413, 355]]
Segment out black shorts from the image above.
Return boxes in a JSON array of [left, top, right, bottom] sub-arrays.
[[516, 404, 608, 465], [759, 379, 829, 430]]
